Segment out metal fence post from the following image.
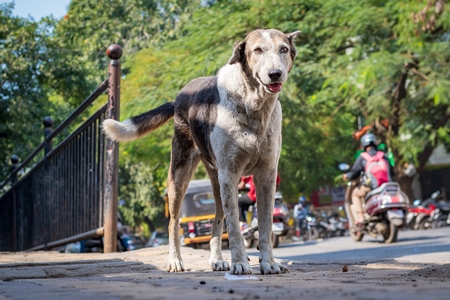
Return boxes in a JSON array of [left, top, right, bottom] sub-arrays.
[[10, 155, 19, 185], [103, 44, 122, 253], [43, 117, 54, 154], [11, 155, 19, 251], [43, 116, 54, 250]]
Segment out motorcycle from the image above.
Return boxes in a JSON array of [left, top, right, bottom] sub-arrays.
[[326, 212, 349, 237], [406, 198, 437, 230], [293, 205, 318, 241], [430, 198, 450, 229], [315, 211, 348, 239], [407, 190, 450, 230], [241, 192, 289, 248], [340, 163, 409, 243]]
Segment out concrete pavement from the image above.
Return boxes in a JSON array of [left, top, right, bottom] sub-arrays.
[[1, 228, 450, 300]]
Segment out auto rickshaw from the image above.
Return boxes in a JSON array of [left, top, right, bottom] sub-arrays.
[[165, 179, 228, 247]]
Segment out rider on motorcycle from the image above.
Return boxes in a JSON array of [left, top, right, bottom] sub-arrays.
[[342, 133, 394, 225], [293, 196, 309, 238]]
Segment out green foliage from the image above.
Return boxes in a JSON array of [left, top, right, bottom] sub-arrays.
[[2, 0, 449, 225], [53, 0, 203, 103], [118, 161, 166, 227], [119, 0, 449, 203], [118, 0, 358, 202], [0, 3, 75, 179]]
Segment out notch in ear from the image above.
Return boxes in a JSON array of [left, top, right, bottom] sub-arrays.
[[286, 30, 301, 60], [228, 41, 246, 65]]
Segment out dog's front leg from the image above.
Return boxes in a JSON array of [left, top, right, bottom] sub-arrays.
[[219, 173, 252, 274], [206, 167, 230, 271], [254, 174, 289, 275]]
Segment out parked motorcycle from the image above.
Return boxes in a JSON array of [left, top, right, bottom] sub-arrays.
[[406, 199, 436, 230], [241, 192, 289, 248], [430, 202, 450, 229], [407, 190, 450, 230], [293, 205, 318, 241], [327, 212, 349, 237], [314, 211, 348, 239], [340, 163, 409, 243]]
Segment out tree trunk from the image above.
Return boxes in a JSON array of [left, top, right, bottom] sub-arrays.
[[144, 216, 156, 232], [396, 172, 415, 205]]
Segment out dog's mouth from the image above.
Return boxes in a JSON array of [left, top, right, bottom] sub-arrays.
[[267, 83, 283, 93]]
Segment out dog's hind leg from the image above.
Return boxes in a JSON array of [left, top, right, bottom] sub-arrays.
[[253, 171, 289, 274], [203, 163, 230, 271], [166, 131, 201, 272]]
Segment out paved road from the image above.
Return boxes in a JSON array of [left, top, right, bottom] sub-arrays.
[[247, 227, 450, 264], [0, 227, 449, 300]]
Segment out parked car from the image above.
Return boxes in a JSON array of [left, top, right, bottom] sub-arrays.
[[146, 231, 169, 247]]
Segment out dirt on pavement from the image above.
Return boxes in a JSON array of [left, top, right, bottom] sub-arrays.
[[1, 245, 449, 300]]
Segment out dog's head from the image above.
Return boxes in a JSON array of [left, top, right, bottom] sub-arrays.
[[228, 29, 301, 94]]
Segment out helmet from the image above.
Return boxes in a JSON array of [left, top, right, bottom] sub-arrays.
[[298, 196, 306, 204], [360, 133, 377, 149]]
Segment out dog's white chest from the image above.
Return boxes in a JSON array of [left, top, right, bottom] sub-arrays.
[[212, 104, 280, 165]]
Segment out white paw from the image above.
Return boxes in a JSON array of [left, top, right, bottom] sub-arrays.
[[231, 261, 253, 274], [167, 259, 185, 272], [260, 261, 289, 275], [210, 260, 230, 271]]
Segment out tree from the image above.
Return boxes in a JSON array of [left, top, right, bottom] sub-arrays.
[[53, 0, 203, 97], [119, 0, 449, 205], [118, 161, 166, 230], [306, 0, 450, 199], [116, 0, 357, 203], [0, 3, 76, 180]]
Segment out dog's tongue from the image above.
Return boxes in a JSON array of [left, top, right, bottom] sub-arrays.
[[268, 83, 282, 93]]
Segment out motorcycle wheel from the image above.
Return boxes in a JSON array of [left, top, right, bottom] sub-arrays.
[[309, 227, 319, 241], [432, 215, 449, 229], [350, 228, 364, 242], [383, 222, 398, 243], [272, 234, 280, 248], [301, 227, 313, 241], [243, 237, 254, 249], [418, 218, 431, 230]]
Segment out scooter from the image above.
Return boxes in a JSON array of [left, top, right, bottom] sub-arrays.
[[241, 192, 289, 248], [407, 190, 450, 230], [340, 163, 409, 243], [430, 201, 450, 229], [293, 207, 318, 241], [406, 199, 436, 230], [327, 212, 349, 237]]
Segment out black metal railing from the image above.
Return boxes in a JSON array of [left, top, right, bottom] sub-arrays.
[[0, 44, 122, 252]]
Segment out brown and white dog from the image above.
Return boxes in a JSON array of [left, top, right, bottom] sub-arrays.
[[103, 29, 300, 275]]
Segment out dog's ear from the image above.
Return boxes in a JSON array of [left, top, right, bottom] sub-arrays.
[[228, 41, 246, 65], [286, 30, 301, 60]]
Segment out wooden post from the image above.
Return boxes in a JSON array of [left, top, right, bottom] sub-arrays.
[[103, 44, 122, 253]]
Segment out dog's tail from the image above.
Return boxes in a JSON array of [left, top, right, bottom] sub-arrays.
[[102, 101, 175, 142]]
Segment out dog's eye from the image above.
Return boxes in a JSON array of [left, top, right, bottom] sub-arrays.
[[253, 47, 263, 53], [280, 47, 289, 53]]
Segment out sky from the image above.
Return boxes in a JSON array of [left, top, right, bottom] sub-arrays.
[[9, 0, 71, 20]]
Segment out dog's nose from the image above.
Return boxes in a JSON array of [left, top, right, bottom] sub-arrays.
[[268, 69, 282, 81]]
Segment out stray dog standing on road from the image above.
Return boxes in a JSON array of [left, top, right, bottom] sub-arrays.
[[103, 29, 301, 275]]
